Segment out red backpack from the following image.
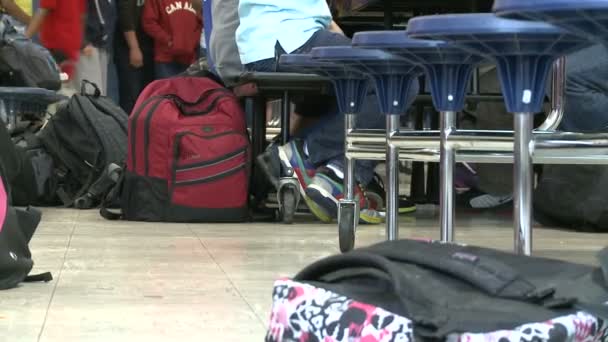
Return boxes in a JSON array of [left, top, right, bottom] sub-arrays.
[[109, 76, 250, 222]]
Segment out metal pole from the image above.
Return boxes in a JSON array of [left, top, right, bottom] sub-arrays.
[[345, 113, 356, 201], [513, 112, 534, 255], [538, 57, 566, 131], [281, 91, 291, 144], [386, 114, 400, 240], [247, 97, 267, 159], [440, 111, 457, 242]]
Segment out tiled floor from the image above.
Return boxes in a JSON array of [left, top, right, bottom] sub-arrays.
[[2, 207, 606, 341]]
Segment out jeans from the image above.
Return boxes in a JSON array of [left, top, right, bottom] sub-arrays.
[[155, 62, 190, 79], [73, 47, 109, 95], [245, 29, 419, 186], [559, 44, 608, 132]]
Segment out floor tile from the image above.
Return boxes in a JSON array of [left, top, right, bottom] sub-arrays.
[[1, 208, 605, 341]]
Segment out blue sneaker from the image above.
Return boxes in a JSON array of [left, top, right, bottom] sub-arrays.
[[277, 140, 332, 223], [306, 166, 383, 224]]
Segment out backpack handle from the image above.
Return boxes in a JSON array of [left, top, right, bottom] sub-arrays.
[[80, 80, 101, 97], [173, 88, 232, 116], [360, 240, 553, 301]]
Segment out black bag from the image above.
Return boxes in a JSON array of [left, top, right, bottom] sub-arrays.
[[38, 81, 128, 208], [10, 131, 59, 206], [0, 122, 52, 289], [534, 165, 608, 232], [269, 239, 608, 341], [0, 15, 61, 90]]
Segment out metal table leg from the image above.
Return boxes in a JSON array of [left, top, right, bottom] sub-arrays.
[[440, 110, 457, 242], [386, 114, 400, 240], [513, 112, 534, 255], [339, 112, 359, 252]]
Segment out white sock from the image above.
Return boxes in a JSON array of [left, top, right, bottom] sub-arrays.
[[326, 163, 345, 179]]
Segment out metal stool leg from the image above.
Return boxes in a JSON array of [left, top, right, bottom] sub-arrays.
[[338, 113, 358, 252], [440, 110, 457, 242], [538, 57, 566, 131], [247, 96, 267, 159], [513, 112, 534, 255], [386, 114, 400, 240], [344, 113, 357, 206], [281, 91, 291, 144]]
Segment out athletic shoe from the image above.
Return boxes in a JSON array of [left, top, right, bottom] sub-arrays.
[[469, 193, 513, 209], [306, 166, 383, 224], [457, 189, 513, 209], [277, 140, 316, 189], [277, 140, 332, 222], [366, 174, 416, 214]]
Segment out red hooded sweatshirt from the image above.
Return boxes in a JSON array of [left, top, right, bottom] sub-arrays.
[[142, 0, 202, 65]]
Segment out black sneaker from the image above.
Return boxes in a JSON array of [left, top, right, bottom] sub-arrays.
[[367, 174, 416, 214]]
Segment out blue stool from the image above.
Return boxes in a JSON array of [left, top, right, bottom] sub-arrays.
[[353, 31, 485, 243], [493, 0, 608, 45], [311, 46, 422, 249], [0, 87, 66, 132], [280, 53, 371, 252], [408, 13, 590, 255]]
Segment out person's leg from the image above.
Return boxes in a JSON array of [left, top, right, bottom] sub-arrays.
[[154, 62, 189, 79], [106, 54, 121, 104], [559, 44, 608, 132], [281, 29, 420, 222], [73, 47, 105, 94], [99, 49, 109, 95], [154, 63, 172, 79], [115, 39, 141, 113]]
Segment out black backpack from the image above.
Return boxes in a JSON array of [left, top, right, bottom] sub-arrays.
[[0, 122, 52, 289], [10, 129, 59, 206], [534, 164, 608, 232], [38, 81, 128, 208], [0, 15, 61, 90], [291, 239, 608, 340]]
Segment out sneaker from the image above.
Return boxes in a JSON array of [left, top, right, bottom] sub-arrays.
[[306, 166, 383, 224], [277, 140, 332, 222], [366, 174, 416, 214], [457, 189, 513, 210], [277, 140, 316, 190], [469, 193, 513, 209]]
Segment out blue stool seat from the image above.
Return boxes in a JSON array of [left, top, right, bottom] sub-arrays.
[[312, 46, 421, 115], [0, 87, 66, 124], [353, 31, 485, 112], [493, 0, 608, 44], [408, 13, 590, 113], [0, 87, 66, 105], [279, 53, 370, 114]]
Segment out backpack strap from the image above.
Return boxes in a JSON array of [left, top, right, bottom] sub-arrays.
[[99, 165, 125, 220], [23, 272, 53, 283]]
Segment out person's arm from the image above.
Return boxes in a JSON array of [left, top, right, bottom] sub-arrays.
[[81, 0, 94, 56], [124, 31, 143, 67], [0, 0, 31, 25], [328, 20, 344, 35], [117, 0, 143, 67], [141, 0, 172, 47], [25, 8, 49, 38]]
